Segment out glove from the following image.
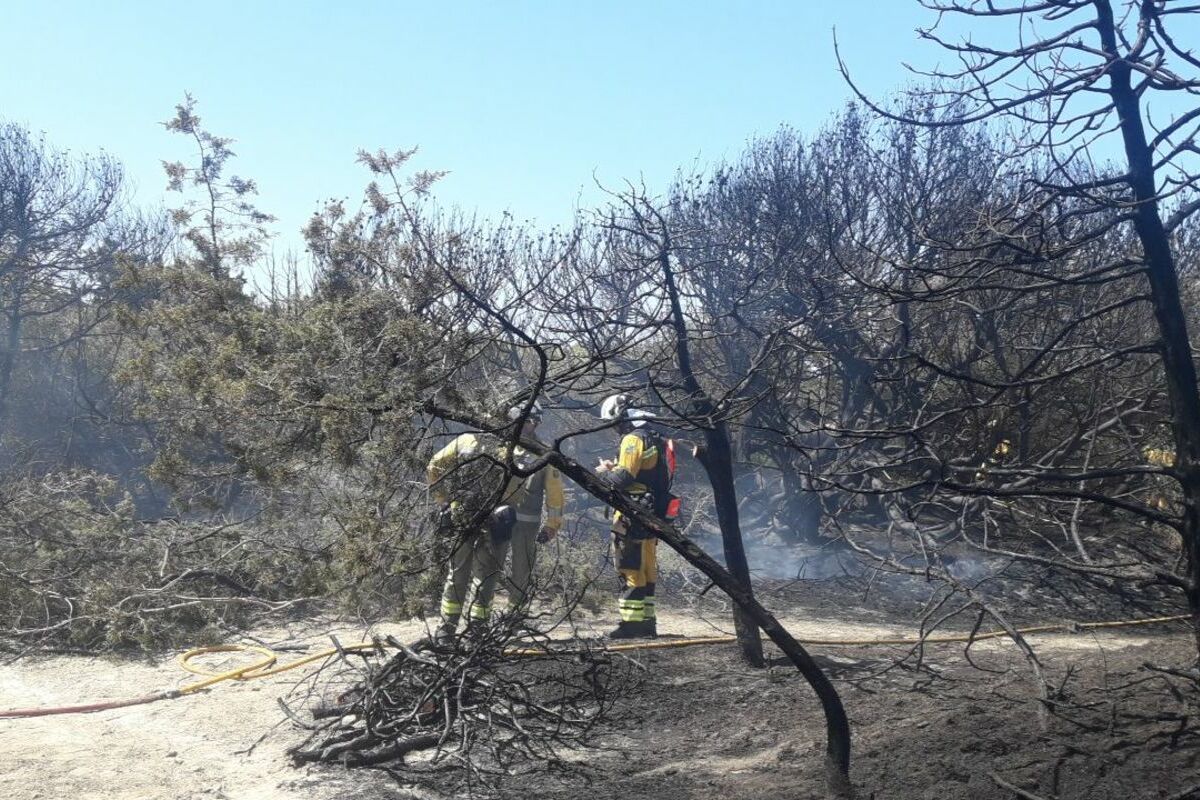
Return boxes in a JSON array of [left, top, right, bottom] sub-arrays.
[[536, 526, 557, 544], [489, 505, 516, 546]]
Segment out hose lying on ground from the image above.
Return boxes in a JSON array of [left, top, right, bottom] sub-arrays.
[[0, 613, 1189, 719]]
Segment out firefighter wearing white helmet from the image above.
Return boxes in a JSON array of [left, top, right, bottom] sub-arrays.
[[596, 394, 679, 638], [427, 398, 563, 641]]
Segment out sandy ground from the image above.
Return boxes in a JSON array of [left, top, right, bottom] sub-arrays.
[[0, 606, 1193, 800]]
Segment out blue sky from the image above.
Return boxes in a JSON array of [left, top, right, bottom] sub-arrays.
[[5, 1, 1186, 261], [2, 2, 943, 255]]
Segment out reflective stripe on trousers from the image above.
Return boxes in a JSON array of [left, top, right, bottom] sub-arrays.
[[616, 530, 657, 623], [440, 527, 506, 625]]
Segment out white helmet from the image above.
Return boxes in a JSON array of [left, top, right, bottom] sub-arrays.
[[600, 394, 655, 428], [599, 394, 631, 421], [507, 398, 543, 423]]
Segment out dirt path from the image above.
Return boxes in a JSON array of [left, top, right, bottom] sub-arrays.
[[0, 618, 433, 800], [0, 610, 1193, 800]]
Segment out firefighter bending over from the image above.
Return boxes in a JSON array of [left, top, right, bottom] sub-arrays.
[[596, 394, 679, 639], [427, 400, 562, 641]]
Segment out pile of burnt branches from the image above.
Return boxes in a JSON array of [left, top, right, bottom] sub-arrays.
[[288, 617, 636, 783]]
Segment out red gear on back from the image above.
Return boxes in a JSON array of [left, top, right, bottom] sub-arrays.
[[664, 438, 680, 521]]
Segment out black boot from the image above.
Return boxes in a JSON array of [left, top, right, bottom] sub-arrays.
[[608, 620, 656, 639]]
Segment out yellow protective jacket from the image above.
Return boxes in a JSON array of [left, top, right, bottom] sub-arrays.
[[607, 429, 672, 518]]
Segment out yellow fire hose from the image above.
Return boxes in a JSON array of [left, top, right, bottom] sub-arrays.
[[177, 642, 381, 691], [506, 613, 1192, 654], [2, 614, 1190, 719]]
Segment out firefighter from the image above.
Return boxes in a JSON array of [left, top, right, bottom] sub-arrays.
[[595, 394, 679, 639], [427, 400, 553, 640], [505, 428, 565, 611]]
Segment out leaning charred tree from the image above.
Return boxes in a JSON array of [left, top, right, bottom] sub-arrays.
[[836, 0, 1200, 657], [430, 402, 853, 793]]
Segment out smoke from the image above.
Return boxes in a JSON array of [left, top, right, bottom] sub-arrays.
[[686, 530, 861, 581]]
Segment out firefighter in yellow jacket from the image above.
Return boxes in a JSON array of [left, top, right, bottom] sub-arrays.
[[427, 401, 563, 640], [596, 394, 678, 639]]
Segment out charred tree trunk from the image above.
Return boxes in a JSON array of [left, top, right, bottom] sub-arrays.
[[776, 459, 826, 546], [693, 422, 766, 666], [655, 238, 764, 667], [1100, 1, 1200, 659]]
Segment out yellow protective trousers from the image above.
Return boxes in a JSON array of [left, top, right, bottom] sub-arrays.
[[439, 531, 504, 625], [438, 507, 515, 627], [615, 527, 657, 623]]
